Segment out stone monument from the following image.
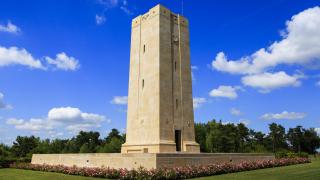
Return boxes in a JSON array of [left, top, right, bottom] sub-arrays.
[[121, 4, 200, 154], [31, 4, 274, 169]]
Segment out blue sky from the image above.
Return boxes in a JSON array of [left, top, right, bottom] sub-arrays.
[[0, 0, 320, 144]]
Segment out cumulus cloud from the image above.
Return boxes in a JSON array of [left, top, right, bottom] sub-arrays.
[[230, 108, 242, 116], [66, 123, 100, 133], [6, 107, 108, 133], [209, 86, 241, 99], [0, 92, 12, 109], [48, 107, 105, 123], [261, 111, 306, 120], [193, 97, 206, 109], [212, 6, 320, 74], [0, 45, 80, 71], [0, 21, 20, 34], [7, 118, 49, 131], [239, 119, 250, 126], [242, 71, 302, 93], [211, 6, 320, 92], [0, 46, 45, 69], [45, 52, 80, 71], [111, 96, 128, 105]]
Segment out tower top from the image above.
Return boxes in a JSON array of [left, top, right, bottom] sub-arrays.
[[131, 4, 188, 28]]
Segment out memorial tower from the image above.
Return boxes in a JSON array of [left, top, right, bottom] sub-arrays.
[[121, 4, 200, 153]]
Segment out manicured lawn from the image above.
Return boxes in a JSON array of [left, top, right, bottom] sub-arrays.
[[0, 168, 100, 180], [0, 158, 319, 180], [195, 158, 320, 180]]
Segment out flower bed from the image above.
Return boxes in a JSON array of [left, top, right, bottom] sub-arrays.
[[10, 158, 310, 179]]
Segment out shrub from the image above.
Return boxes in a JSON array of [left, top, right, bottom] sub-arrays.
[[0, 157, 31, 168], [10, 158, 310, 179], [275, 152, 309, 159]]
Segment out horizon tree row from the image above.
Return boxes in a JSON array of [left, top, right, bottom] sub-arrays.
[[1, 122, 319, 161]]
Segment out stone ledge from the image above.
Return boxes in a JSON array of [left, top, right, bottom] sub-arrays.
[[32, 153, 274, 170]]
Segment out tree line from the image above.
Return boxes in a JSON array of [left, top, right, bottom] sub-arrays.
[[1, 122, 319, 161], [196, 120, 320, 154]]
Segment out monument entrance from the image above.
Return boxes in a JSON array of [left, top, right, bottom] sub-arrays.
[[175, 130, 181, 151]]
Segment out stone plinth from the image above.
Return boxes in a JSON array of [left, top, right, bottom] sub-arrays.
[[32, 153, 274, 170]]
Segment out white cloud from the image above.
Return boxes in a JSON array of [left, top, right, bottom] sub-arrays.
[[6, 118, 24, 125], [261, 111, 306, 120], [0, 46, 45, 69], [95, 15, 106, 25], [315, 128, 320, 136], [96, 0, 133, 23], [212, 52, 252, 74], [45, 52, 80, 71], [230, 108, 242, 116], [6, 118, 49, 131], [66, 123, 100, 133], [0, 93, 12, 109], [209, 86, 241, 99], [7, 107, 107, 133], [120, 6, 133, 15], [242, 71, 302, 93], [0, 21, 20, 34], [48, 130, 64, 138], [98, 0, 119, 7], [193, 97, 206, 109], [191, 65, 198, 81], [48, 107, 105, 123], [239, 119, 250, 126], [111, 96, 128, 105], [211, 7, 320, 92], [48, 107, 82, 121], [191, 65, 199, 70], [0, 46, 79, 71], [212, 6, 320, 75]]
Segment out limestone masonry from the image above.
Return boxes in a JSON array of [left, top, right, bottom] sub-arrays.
[[121, 4, 200, 154]]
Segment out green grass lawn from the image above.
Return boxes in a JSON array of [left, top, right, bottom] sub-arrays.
[[0, 168, 99, 180], [195, 158, 320, 180], [0, 158, 319, 180]]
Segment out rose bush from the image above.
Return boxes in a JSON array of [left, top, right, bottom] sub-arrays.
[[10, 158, 310, 179]]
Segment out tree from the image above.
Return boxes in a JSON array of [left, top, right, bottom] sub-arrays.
[[237, 123, 249, 152], [98, 137, 123, 153], [79, 144, 91, 153], [0, 144, 11, 158], [268, 123, 287, 153], [75, 131, 101, 153], [105, 129, 123, 143], [11, 136, 39, 157], [287, 126, 303, 153], [301, 128, 320, 154], [195, 123, 207, 152]]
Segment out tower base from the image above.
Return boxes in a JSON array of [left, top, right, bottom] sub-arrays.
[[121, 141, 200, 153], [32, 153, 274, 170]]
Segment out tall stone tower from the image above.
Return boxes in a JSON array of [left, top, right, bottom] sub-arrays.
[[121, 4, 200, 153]]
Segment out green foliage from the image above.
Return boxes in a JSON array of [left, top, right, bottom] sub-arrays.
[[11, 136, 40, 158], [194, 121, 320, 154], [275, 152, 309, 159]]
